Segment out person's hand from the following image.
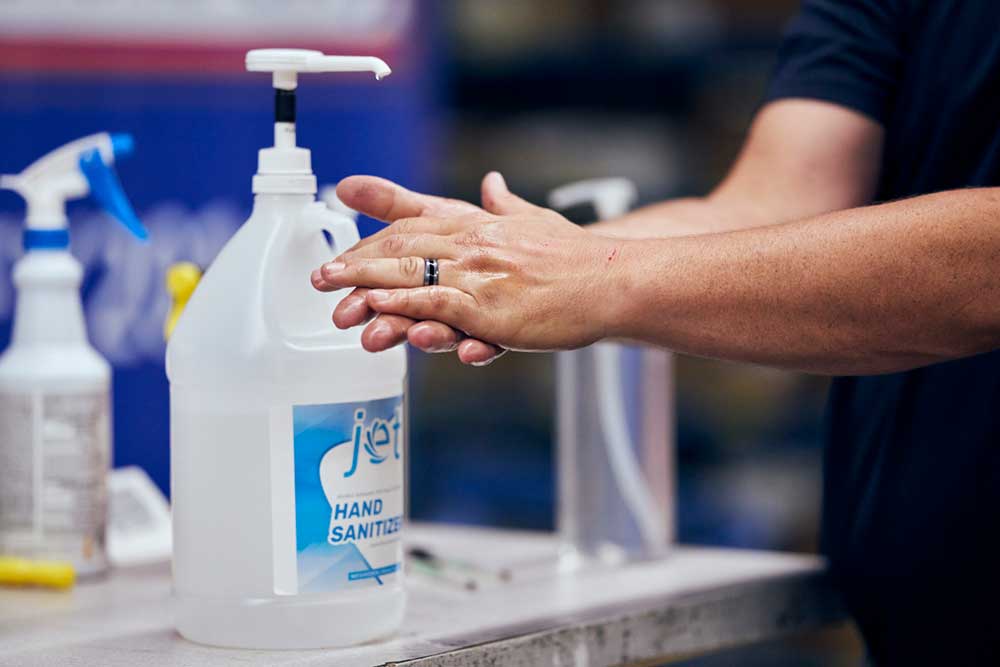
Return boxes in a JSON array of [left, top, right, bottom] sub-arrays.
[[311, 175, 506, 365], [313, 172, 625, 352]]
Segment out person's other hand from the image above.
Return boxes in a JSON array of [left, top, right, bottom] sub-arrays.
[[314, 172, 624, 352], [311, 175, 505, 365]]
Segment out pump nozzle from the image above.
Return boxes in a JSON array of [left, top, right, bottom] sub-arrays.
[[547, 178, 638, 222], [0, 132, 147, 249], [246, 49, 391, 89]]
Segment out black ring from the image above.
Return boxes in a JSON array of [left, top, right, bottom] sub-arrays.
[[423, 258, 439, 286]]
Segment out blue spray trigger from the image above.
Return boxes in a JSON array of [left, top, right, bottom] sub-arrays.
[[79, 147, 148, 242], [110, 133, 134, 158]]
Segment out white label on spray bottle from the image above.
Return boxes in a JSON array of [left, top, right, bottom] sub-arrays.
[[292, 396, 403, 593], [0, 390, 109, 570]]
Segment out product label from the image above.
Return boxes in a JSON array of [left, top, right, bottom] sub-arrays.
[[0, 390, 109, 572], [293, 396, 404, 593]]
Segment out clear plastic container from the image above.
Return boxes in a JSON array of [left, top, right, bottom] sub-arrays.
[[556, 343, 674, 566], [167, 193, 407, 649]]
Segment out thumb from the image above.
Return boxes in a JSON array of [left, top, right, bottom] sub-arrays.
[[480, 171, 541, 215], [337, 175, 479, 223]]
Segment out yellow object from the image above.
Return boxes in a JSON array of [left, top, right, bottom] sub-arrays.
[[164, 262, 202, 341], [0, 556, 75, 590]]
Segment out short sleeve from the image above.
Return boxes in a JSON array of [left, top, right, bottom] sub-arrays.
[[764, 0, 904, 125]]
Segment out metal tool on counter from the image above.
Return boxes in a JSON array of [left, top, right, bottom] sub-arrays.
[[406, 546, 512, 592]]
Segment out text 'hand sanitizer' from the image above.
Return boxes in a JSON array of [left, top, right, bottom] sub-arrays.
[[166, 50, 406, 649], [0, 133, 147, 578]]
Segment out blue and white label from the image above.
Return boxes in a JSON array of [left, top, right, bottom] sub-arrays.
[[292, 396, 404, 593]]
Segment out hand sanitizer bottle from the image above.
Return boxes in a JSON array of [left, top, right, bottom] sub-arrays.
[[167, 49, 406, 649], [0, 133, 147, 578]]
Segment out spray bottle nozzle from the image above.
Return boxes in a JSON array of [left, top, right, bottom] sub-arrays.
[[0, 132, 147, 248], [79, 145, 148, 242], [110, 133, 135, 158]]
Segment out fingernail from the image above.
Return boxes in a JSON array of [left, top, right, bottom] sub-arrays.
[[322, 261, 345, 276], [344, 298, 366, 315], [487, 171, 507, 190], [368, 289, 390, 304], [310, 269, 322, 284], [471, 358, 495, 367], [371, 321, 390, 338]]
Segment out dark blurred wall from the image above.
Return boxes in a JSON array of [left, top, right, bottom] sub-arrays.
[[410, 0, 829, 554]]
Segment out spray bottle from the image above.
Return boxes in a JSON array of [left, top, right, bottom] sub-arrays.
[[166, 50, 406, 649], [548, 179, 675, 568], [0, 133, 146, 578]]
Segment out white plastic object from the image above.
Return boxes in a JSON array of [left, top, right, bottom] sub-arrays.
[[549, 178, 639, 223], [167, 50, 405, 650], [320, 184, 361, 222], [246, 49, 391, 89], [592, 344, 669, 548], [549, 179, 674, 566], [0, 134, 144, 579], [107, 466, 172, 567]]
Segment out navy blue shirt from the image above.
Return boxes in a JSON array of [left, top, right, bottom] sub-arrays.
[[765, 1, 1000, 664]]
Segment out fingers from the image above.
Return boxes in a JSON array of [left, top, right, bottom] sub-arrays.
[[370, 318, 504, 363], [327, 277, 505, 363], [332, 287, 376, 329], [406, 321, 463, 353], [336, 176, 478, 223], [366, 287, 480, 332], [359, 313, 417, 352], [340, 232, 459, 261], [480, 171, 543, 216], [339, 292, 491, 357], [316, 257, 465, 292], [350, 214, 483, 253], [457, 338, 506, 366]]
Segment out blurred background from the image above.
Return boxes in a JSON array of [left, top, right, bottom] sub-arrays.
[[0, 1, 858, 663]]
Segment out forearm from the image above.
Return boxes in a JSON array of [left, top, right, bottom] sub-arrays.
[[612, 188, 1000, 375], [590, 100, 883, 241], [589, 194, 776, 240]]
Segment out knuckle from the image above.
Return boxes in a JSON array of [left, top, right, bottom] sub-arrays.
[[393, 217, 417, 235], [458, 229, 485, 248], [400, 256, 422, 280], [461, 211, 491, 225], [380, 235, 406, 255], [461, 247, 499, 271], [477, 283, 499, 307], [351, 261, 370, 281], [428, 287, 452, 310]]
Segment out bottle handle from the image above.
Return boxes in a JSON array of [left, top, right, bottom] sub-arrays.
[[261, 201, 363, 352], [300, 201, 360, 254]]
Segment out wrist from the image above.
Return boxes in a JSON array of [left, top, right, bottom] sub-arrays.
[[591, 237, 643, 341]]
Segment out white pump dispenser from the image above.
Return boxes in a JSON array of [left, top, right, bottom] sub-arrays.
[[246, 49, 391, 196], [167, 50, 406, 650], [0, 133, 146, 578]]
